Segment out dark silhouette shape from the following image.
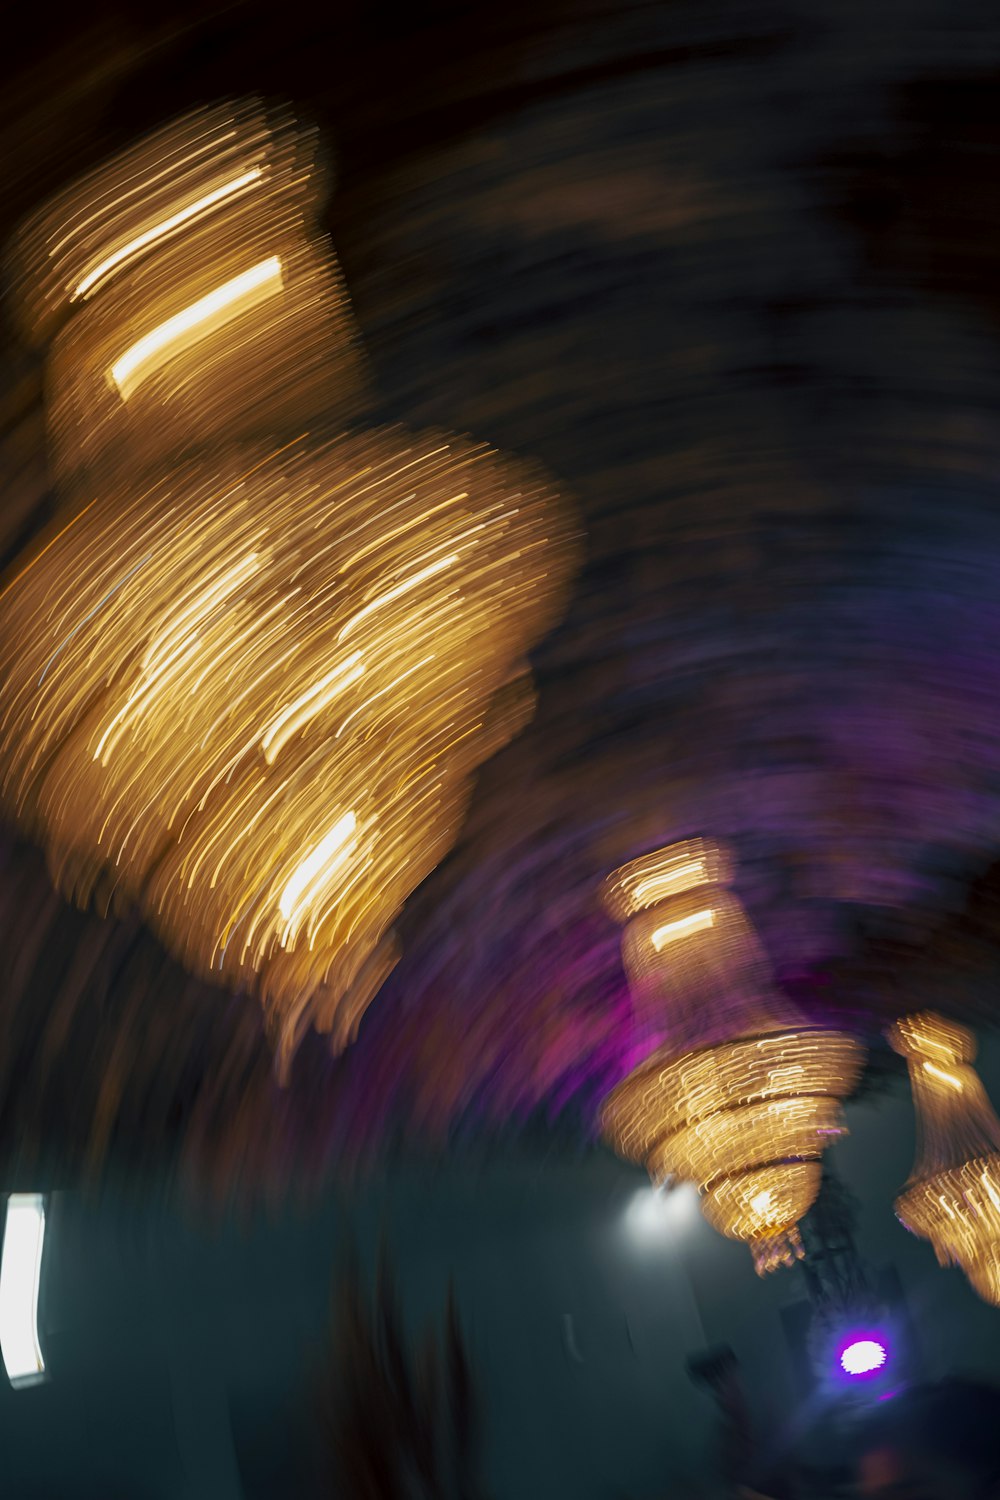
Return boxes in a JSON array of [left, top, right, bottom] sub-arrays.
[[857, 1379, 1000, 1498], [315, 1242, 491, 1499]]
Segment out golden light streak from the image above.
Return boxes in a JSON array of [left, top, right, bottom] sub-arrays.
[[985, 1171, 1000, 1214], [110, 256, 283, 398], [72, 168, 263, 301], [923, 1060, 964, 1092], [261, 654, 364, 764], [632, 860, 708, 909], [0, 498, 99, 605], [278, 810, 357, 925], [602, 838, 733, 922], [336, 554, 459, 643], [651, 908, 715, 950], [92, 551, 263, 764]]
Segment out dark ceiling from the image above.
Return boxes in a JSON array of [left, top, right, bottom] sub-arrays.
[[3, 0, 1000, 1199]]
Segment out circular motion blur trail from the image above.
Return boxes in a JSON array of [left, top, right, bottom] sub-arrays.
[[2, 1, 1000, 1196], [0, 99, 577, 1076]]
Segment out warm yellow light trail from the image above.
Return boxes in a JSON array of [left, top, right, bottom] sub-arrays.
[[923, 1060, 965, 1092], [110, 255, 283, 397], [651, 909, 715, 950], [632, 861, 708, 908], [279, 810, 357, 926], [261, 654, 364, 764], [72, 168, 263, 301], [336, 554, 459, 643]]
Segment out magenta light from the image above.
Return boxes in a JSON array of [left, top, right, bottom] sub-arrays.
[[839, 1337, 888, 1377]]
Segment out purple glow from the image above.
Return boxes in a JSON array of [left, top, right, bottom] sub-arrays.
[[838, 1335, 889, 1378]]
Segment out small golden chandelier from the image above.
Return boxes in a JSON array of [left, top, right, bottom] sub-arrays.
[[0, 101, 575, 1075], [600, 840, 865, 1273], [891, 1011, 1000, 1305]]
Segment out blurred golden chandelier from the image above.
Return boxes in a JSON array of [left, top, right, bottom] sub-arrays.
[[0, 99, 575, 1073], [891, 1011, 1000, 1306], [600, 839, 865, 1273]]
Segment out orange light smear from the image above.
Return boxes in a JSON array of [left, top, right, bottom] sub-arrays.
[[0, 497, 99, 604]]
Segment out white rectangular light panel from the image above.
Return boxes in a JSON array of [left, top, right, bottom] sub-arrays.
[[0, 1193, 46, 1387]]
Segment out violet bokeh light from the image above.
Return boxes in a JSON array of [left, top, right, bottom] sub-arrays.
[[838, 1334, 889, 1379]]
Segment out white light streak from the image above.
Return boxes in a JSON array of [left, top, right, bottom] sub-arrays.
[[278, 810, 357, 925], [0, 1195, 46, 1387]]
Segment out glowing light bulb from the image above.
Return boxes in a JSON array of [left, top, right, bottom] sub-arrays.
[[839, 1337, 888, 1377]]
